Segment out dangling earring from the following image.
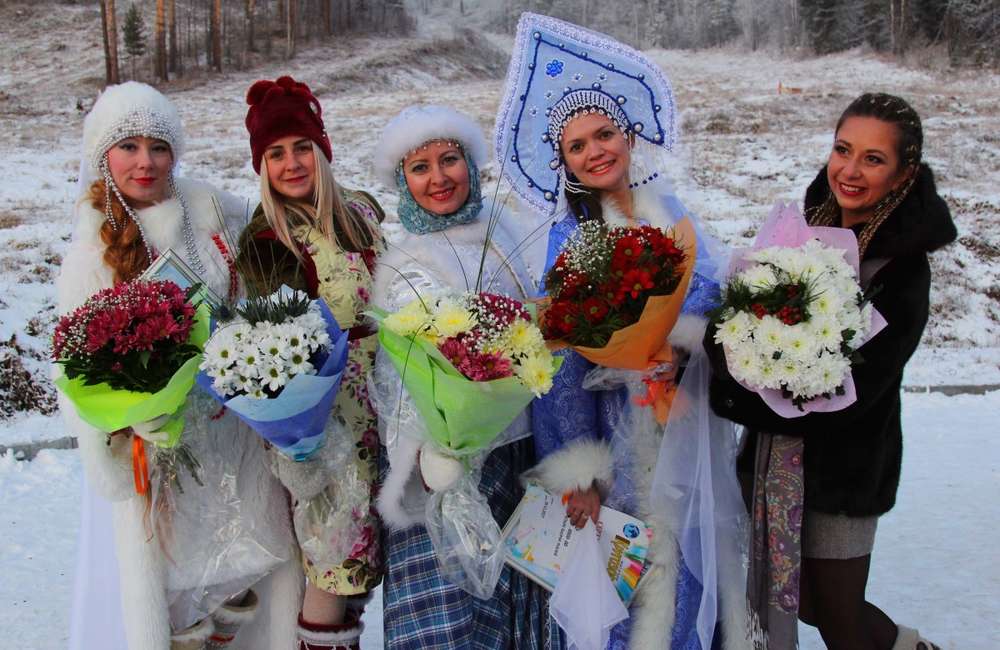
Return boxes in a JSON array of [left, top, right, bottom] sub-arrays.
[[564, 170, 589, 195], [100, 158, 120, 231]]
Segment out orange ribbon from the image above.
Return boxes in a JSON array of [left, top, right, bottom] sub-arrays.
[[132, 436, 150, 495], [633, 377, 679, 425]]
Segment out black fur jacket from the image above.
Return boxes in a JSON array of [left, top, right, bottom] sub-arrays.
[[707, 164, 957, 516]]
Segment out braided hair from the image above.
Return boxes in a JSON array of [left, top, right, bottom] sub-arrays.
[[808, 93, 924, 256]]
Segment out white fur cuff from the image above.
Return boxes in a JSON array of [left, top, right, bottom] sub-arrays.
[[521, 439, 614, 496], [211, 590, 259, 625], [298, 620, 364, 644]]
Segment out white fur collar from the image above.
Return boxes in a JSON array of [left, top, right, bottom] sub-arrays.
[[598, 179, 673, 230]]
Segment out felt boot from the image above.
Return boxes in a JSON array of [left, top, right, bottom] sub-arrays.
[[170, 616, 214, 650], [206, 590, 259, 648]]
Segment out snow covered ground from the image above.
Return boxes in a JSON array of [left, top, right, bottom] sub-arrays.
[[3, 391, 998, 649]]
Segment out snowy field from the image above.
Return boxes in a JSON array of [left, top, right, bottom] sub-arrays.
[[1, 0, 999, 648], [3, 391, 999, 649]]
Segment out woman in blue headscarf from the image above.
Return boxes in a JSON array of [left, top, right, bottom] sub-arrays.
[[496, 14, 747, 650], [369, 104, 551, 649]]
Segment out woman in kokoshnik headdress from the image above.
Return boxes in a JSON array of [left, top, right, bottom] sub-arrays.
[[368, 104, 551, 649], [495, 13, 748, 650], [62, 81, 301, 650]]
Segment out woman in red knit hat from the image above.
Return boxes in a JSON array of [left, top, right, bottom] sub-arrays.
[[237, 75, 385, 650]]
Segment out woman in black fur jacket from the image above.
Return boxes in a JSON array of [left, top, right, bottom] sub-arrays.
[[707, 93, 957, 650]]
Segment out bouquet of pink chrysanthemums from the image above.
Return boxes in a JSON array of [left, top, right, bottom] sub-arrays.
[[52, 279, 209, 493]]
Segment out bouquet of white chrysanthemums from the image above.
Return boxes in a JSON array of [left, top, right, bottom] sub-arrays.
[[202, 292, 331, 398], [197, 288, 349, 459], [712, 203, 887, 416]]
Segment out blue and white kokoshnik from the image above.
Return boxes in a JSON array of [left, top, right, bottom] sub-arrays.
[[495, 12, 678, 215]]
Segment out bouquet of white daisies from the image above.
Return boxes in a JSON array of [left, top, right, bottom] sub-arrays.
[[197, 287, 349, 459], [712, 203, 887, 417]]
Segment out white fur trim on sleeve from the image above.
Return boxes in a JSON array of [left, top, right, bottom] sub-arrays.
[[375, 435, 428, 530], [521, 438, 614, 497]]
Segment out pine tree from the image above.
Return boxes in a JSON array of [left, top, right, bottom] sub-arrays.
[[122, 2, 147, 80]]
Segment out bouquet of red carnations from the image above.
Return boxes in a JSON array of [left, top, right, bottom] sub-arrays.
[[540, 219, 696, 423], [542, 221, 690, 350], [53, 279, 210, 493]]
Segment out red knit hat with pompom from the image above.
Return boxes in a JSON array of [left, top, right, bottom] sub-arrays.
[[245, 76, 332, 174]]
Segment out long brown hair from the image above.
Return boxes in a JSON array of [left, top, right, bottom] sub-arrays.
[[90, 179, 151, 284], [807, 92, 924, 256]]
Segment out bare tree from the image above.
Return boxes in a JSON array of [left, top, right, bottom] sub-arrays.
[[286, 0, 297, 59], [246, 0, 256, 52], [103, 0, 121, 86], [155, 0, 167, 80], [168, 0, 179, 73], [211, 0, 222, 71]]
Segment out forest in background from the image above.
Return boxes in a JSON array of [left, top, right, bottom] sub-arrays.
[[84, 0, 998, 87], [90, 0, 414, 85], [489, 0, 999, 68]]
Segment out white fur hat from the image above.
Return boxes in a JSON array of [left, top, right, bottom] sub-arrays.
[[373, 105, 488, 188], [82, 81, 184, 176]]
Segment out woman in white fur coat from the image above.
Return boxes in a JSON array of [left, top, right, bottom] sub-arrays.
[[369, 105, 551, 649], [61, 81, 301, 650]]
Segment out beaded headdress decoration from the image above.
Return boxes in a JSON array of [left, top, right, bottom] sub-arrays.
[[495, 13, 678, 215], [83, 84, 204, 274]]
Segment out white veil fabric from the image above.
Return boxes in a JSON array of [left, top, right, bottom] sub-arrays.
[[67, 138, 129, 650], [651, 350, 748, 650]]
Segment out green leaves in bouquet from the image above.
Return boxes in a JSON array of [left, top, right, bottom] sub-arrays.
[[61, 340, 203, 394], [236, 289, 311, 325]]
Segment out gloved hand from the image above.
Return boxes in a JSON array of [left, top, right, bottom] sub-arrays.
[[418, 444, 464, 493], [267, 416, 346, 502]]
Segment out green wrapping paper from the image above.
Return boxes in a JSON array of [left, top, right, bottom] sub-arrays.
[[372, 308, 560, 456], [54, 303, 211, 448]]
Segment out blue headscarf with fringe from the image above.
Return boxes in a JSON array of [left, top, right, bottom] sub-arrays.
[[395, 150, 483, 235]]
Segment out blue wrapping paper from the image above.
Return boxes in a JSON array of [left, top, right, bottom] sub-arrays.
[[196, 300, 349, 461]]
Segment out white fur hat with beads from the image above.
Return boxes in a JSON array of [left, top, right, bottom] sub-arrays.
[[82, 81, 184, 177], [372, 104, 488, 188]]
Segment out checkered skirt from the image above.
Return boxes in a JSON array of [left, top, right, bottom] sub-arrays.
[[382, 437, 555, 649]]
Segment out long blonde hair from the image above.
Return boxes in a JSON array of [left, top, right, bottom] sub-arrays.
[[259, 141, 375, 258]]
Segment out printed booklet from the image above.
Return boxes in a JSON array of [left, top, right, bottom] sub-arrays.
[[501, 483, 652, 603]]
